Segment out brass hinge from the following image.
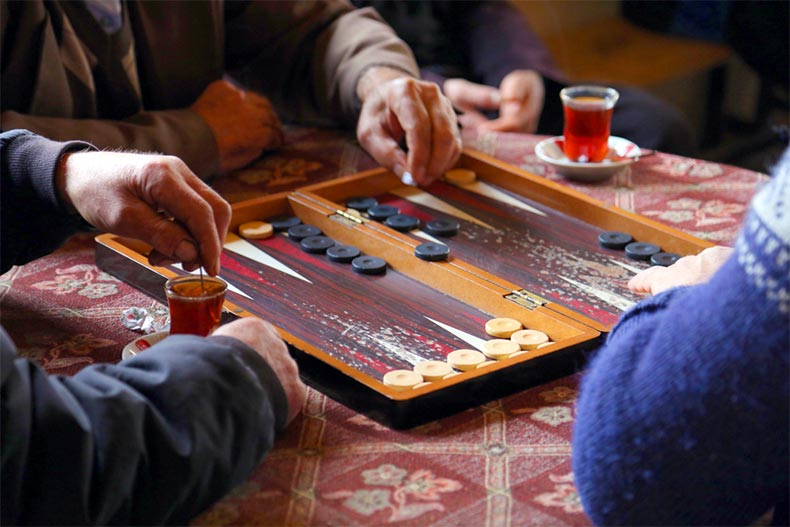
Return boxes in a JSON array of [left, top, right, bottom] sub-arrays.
[[505, 289, 548, 310], [331, 209, 365, 226]]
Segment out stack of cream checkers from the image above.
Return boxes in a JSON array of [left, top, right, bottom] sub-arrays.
[[383, 317, 553, 391], [238, 221, 275, 239]]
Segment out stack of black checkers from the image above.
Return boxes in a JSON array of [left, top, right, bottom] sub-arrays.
[[598, 231, 681, 266], [278, 216, 388, 275], [346, 196, 461, 238]]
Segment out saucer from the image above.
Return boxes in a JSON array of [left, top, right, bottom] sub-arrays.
[[122, 331, 168, 360], [535, 136, 641, 181]]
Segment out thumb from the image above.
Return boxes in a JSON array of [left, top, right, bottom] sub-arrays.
[[118, 203, 200, 268]]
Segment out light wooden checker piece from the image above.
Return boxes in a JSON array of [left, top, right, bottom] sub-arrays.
[[485, 317, 523, 338], [447, 349, 487, 371], [443, 168, 477, 185], [238, 221, 274, 240], [383, 369, 424, 391], [414, 360, 454, 381], [482, 339, 521, 360], [510, 329, 550, 350]]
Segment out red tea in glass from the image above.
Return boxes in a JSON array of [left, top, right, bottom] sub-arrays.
[[165, 276, 227, 336], [560, 86, 619, 163]]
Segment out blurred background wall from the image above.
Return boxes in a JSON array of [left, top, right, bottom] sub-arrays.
[[512, 0, 789, 173]]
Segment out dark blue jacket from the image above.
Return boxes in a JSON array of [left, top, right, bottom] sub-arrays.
[[1, 130, 289, 524]]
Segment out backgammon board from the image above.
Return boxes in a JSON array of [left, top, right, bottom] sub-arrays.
[[96, 149, 712, 428]]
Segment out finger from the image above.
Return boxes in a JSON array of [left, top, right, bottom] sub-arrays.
[[181, 176, 233, 272], [390, 84, 432, 184], [458, 110, 490, 130], [424, 92, 462, 184], [402, 100, 433, 185], [358, 119, 410, 179], [114, 201, 201, 267], [443, 79, 501, 112], [479, 98, 531, 132], [627, 267, 663, 293], [147, 174, 225, 276], [479, 114, 524, 133], [147, 250, 178, 269]]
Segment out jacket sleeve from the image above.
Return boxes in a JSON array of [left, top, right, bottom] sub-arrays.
[[572, 171, 790, 527], [223, 0, 419, 127], [0, 130, 96, 273], [1, 328, 289, 525]]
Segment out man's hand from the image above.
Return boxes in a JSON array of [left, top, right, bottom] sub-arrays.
[[56, 151, 231, 276], [628, 246, 734, 295], [443, 70, 544, 134], [190, 80, 284, 174], [356, 67, 462, 186], [213, 318, 307, 425]]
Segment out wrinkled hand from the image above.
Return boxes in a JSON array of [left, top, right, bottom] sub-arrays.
[[443, 70, 544, 133], [628, 246, 734, 295], [57, 151, 231, 276], [213, 317, 307, 425], [356, 68, 462, 186], [190, 80, 284, 174]]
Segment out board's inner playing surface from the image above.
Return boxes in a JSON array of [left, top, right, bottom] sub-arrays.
[[96, 150, 710, 426]]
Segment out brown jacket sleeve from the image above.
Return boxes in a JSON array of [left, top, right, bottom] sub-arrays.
[[0, 0, 418, 179], [223, 0, 419, 126]]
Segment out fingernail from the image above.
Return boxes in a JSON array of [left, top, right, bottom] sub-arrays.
[[491, 92, 501, 104], [175, 240, 198, 262], [401, 171, 416, 186]]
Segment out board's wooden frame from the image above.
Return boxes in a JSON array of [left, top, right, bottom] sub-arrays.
[[96, 149, 711, 428]]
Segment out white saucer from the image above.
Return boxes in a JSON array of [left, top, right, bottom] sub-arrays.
[[122, 331, 169, 360], [535, 136, 641, 181]]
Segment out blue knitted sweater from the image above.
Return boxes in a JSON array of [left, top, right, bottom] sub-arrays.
[[573, 152, 790, 526]]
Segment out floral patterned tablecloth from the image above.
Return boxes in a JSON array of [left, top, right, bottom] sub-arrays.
[[0, 127, 768, 526]]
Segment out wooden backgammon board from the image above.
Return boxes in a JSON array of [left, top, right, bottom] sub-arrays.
[[95, 149, 712, 428]]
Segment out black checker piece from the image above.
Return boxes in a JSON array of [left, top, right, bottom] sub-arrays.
[[351, 255, 387, 275], [598, 231, 633, 250], [287, 224, 322, 241], [424, 219, 460, 237], [415, 242, 450, 261], [300, 235, 335, 254], [326, 244, 361, 263], [625, 241, 661, 261], [345, 196, 378, 212], [367, 204, 400, 221], [651, 252, 681, 267], [269, 215, 302, 232], [385, 214, 420, 232]]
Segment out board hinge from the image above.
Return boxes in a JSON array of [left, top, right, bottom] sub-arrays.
[[331, 209, 365, 226], [505, 289, 548, 310]]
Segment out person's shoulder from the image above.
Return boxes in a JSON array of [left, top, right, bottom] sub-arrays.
[[751, 149, 790, 240], [735, 148, 790, 315]]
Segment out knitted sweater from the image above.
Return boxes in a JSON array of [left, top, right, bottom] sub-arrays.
[[573, 151, 790, 525]]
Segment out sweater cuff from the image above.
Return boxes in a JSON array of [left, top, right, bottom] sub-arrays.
[[4, 132, 96, 215], [609, 286, 691, 339]]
